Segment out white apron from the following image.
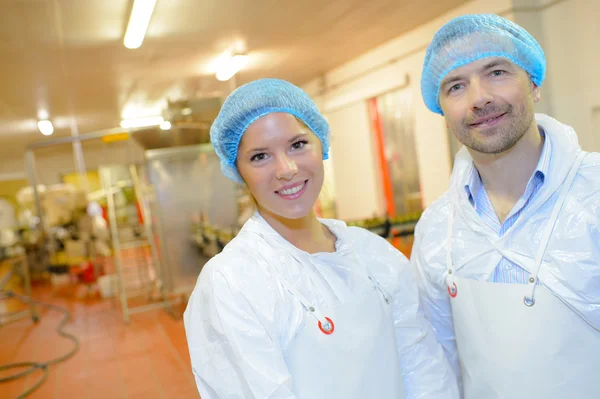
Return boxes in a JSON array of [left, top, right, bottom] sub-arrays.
[[446, 152, 600, 399], [273, 255, 405, 399]]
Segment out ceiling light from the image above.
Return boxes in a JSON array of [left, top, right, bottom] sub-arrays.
[[37, 120, 54, 136], [160, 121, 172, 130], [215, 53, 249, 82], [124, 0, 157, 49], [38, 109, 49, 120], [181, 108, 192, 116], [120, 116, 164, 128]]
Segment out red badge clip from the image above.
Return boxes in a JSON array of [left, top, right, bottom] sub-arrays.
[[318, 317, 335, 335], [448, 283, 458, 298]]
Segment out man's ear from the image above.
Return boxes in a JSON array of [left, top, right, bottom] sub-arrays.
[[531, 81, 541, 103]]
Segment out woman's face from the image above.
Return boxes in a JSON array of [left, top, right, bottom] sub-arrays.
[[236, 112, 324, 221]]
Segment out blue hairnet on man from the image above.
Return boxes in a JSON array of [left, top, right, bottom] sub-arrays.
[[412, 13, 600, 399]]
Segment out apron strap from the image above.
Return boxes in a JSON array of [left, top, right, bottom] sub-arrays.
[[252, 237, 332, 327], [367, 275, 391, 304], [256, 231, 391, 334], [525, 151, 587, 305], [269, 265, 330, 325], [351, 246, 392, 304], [446, 151, 587, 303], [446, 203, 458, 297]]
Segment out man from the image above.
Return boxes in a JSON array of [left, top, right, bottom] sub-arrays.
[[412, 13, 600, 399]]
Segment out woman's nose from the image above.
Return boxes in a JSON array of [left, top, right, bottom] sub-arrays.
[[275, 155, 298, 180]]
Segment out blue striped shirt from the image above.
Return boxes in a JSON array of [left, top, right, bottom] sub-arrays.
[[464, 129, 551, 284]]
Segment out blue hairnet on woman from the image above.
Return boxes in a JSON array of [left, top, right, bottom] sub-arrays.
[[183, 78, 458, 399]]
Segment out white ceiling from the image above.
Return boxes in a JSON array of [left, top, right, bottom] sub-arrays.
[[0, 0, 467, 154]]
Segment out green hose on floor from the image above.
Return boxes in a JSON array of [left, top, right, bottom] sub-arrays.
[[0, 291, 80, 399]]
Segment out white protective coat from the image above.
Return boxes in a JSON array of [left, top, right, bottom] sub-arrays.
[[412, 113, 600, 381], [184, 212, 458, 399]]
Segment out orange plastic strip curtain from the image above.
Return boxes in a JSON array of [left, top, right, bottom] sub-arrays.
[[367, 97, 396, 218]]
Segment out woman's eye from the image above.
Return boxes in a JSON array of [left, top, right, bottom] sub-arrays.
[[491, 70, 505, 77], [250, 153, 267, 162], [292, 140, 308, 150]]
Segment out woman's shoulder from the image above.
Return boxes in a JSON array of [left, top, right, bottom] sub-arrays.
[[183, 231, 291, 350], [199, 230, 273, 285], [187, 231, 286, 323]]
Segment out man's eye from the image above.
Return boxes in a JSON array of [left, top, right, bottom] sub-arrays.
[[448, 84, 463, 93]]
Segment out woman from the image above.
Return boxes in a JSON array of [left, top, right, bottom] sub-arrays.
[[183, 78, 458, 399]]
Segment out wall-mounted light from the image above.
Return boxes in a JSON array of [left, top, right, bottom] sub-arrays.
[[159, 121, 172, 130], [120, 116, 164, 128], [124, 0, 157, 49], [215, 53, 249, 82], [37, 120, 54, 136]]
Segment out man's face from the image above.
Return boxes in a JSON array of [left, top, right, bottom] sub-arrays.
[[439, 57, 540, 155]]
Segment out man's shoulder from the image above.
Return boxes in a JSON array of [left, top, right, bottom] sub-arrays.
[[569, 151, 600, 204], [574, 151, 600, 186], [581, 151, 600, 170]]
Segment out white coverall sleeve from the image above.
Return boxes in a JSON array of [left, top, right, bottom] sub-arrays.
[[410, 221, 462, 388], [183, 260, 297, 399], [356, 229, 459, 399]]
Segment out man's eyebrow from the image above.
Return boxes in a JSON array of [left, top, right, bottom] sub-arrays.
[[441, 59, 514, 90], [481, 59, 512, 70], [441, 75, 463, 89]]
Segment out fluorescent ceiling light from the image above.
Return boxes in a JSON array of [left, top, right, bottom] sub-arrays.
[[120, 116, 164, 128], [160, 121, 172, 130], [38, 109, 49, 120], [124, 0, 157, 49], [37, 120, 54, 136], [215, 54, 249, 81]]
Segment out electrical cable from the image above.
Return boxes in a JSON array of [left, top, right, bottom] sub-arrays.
[[0, 290, 79, 399]]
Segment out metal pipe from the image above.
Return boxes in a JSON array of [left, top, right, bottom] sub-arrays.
[[19, 256, 39, 322], [129, 165, 168, 302], [70, 119, 90, 193], [100, 167, 130, 323], [25, 150, 45, 233], [142, 159, 174, 292], [27, 126, 144, 150], [145, 143, 214, 161]]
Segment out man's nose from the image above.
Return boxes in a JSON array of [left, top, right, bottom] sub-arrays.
[[468, 78, 494, 110]]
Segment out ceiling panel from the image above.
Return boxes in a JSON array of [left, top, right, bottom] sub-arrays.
[[0, 0, 468, 157]]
